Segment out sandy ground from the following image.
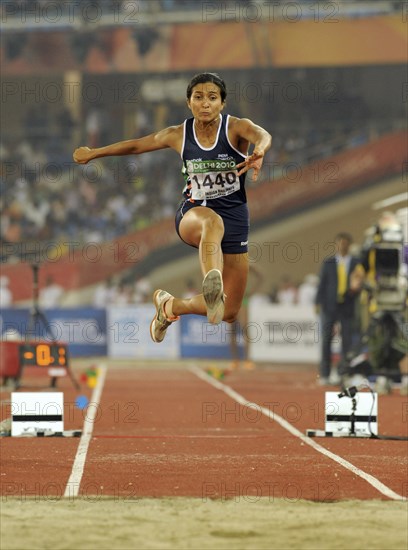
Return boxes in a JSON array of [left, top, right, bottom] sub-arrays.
[[1, 497, 407, 550]]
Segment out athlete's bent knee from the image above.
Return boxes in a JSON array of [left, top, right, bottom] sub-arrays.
[[224, 306, 240, 324], [202, 212, 224, 234]]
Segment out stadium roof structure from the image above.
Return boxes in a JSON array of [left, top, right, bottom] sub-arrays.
[[1, 0, 403, 32]]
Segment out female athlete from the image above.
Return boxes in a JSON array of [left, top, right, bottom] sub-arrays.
[[73, 72, 272, 343]]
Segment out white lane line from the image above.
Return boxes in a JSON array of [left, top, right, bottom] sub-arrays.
[[64, 364, 107, 498], [190, 365, 407, 502]]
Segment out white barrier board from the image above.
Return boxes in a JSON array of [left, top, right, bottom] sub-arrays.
[[248, 304, 320, 363], [107, 305, 179, 359], [11, 392, 64, 436], [325, 391, 378, 436]]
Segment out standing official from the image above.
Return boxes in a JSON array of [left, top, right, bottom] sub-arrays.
[[315, 233, 362, 385]]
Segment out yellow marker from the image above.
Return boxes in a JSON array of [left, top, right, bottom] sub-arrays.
[[87, 376, 97, 389]]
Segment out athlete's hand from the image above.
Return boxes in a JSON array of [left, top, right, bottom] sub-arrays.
[[236, 152, 264, 181], [73, 147, 94, 164]]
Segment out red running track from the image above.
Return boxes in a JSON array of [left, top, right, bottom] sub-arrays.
[[1, 364, 407, 502]]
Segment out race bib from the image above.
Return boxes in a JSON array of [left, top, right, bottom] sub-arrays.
[[187, 159, 240, 200]]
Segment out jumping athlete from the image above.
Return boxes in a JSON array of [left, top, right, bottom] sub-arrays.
[[73, 72, 272, 343]]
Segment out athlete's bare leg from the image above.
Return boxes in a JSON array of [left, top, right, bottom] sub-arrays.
[[152, 207, 248, 328], [178, 206, 224, 274], [221, 252, 248, 323], [166, 207, 222, 318], [171, 251, 248, 323]]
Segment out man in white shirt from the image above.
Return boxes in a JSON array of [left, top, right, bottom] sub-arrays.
[[39, 276, 64, 308], [0, 276, 13, 307]]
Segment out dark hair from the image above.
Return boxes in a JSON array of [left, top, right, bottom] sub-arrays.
[[186, 72, 227, 102], [335, 232, 353, 243]]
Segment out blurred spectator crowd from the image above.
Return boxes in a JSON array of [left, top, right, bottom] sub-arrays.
[[0, 101, 183, 247], [1, 1, 405, 257], [0, 94, 391, 252]]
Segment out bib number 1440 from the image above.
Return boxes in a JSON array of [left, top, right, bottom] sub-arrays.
[[190, 171, 239, 199]]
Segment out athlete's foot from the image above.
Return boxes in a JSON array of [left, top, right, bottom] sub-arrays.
[[150, 289, 179, 343], [202, 269, 225, 325]]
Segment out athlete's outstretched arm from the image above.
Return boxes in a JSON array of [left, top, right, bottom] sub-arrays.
[[233, 118, 272, 181], [73, 125, 182, 164]]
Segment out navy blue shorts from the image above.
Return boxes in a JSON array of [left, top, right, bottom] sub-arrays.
[[175, 201, 249, 254]]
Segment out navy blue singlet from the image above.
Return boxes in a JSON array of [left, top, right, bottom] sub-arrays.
[[180, 113, 247, 208], [175, 114, 250, 254]]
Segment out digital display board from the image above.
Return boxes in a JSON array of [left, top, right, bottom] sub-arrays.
[[18, 343, 69, 368]]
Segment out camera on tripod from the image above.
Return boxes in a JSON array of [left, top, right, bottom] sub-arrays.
[[361, 212, 406, 312], [340, 212, 407, 391]]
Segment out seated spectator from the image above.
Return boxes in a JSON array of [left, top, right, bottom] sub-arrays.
[[133, 276, 152, 303], [93, 277, 117, 308], [276, 274, 298, 305], [39, 276, 64, 308], [113, 281, 134, 305], [0, 275, 13, 307], [297, 274, 319, 306]]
